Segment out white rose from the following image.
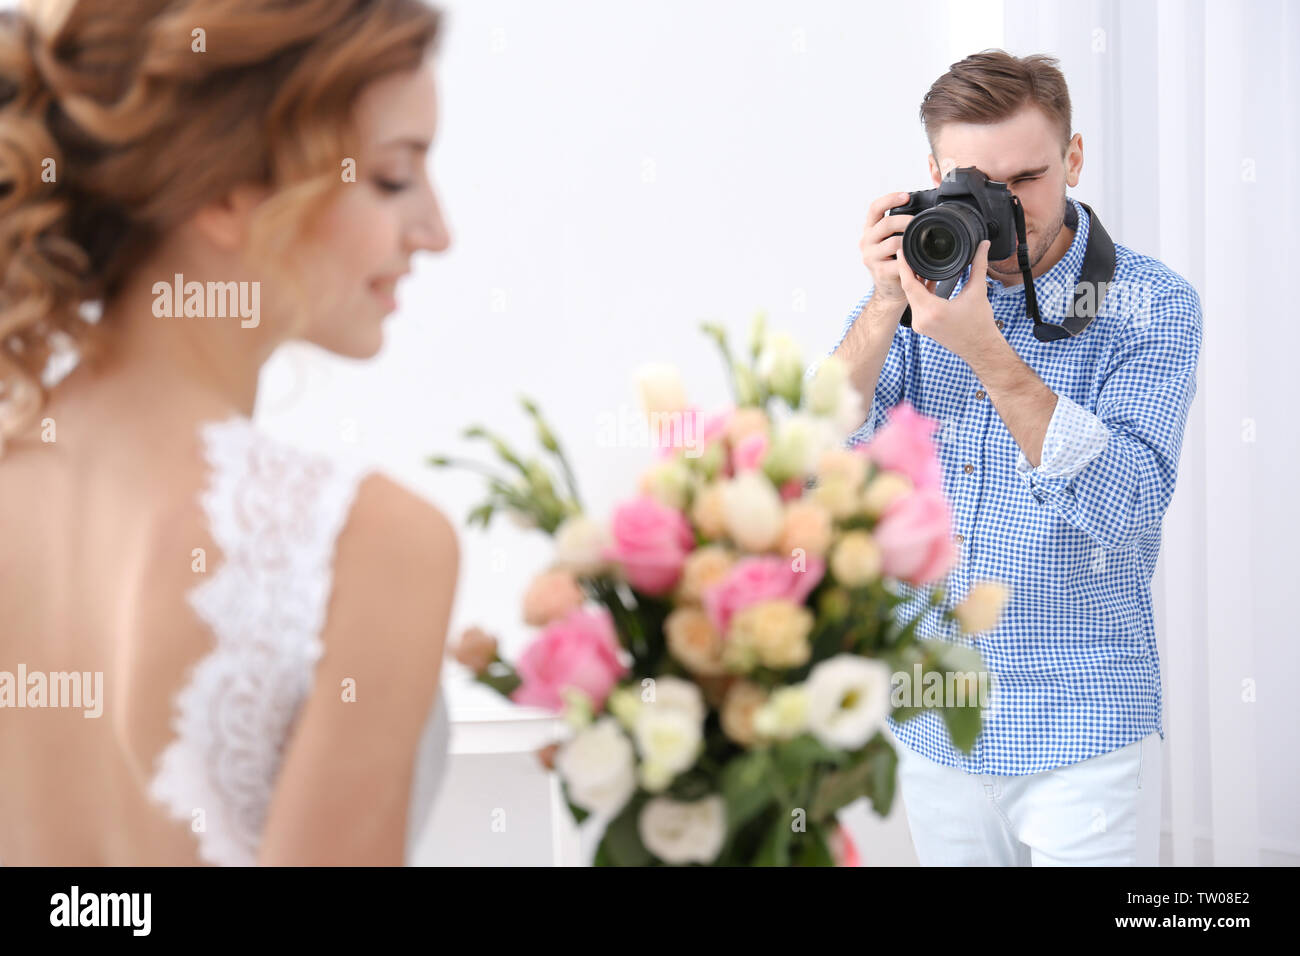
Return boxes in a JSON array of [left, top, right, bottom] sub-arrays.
[[721, 471, 785, 552], [635, 363, 688, 417], [637, 795, 727, 865], [552, 514, 613, 577], [805, 654, 892, 750], [555, 717, 637, 816]]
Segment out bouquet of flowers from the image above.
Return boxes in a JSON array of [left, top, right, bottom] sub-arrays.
[[432, 314, 1008, 866]]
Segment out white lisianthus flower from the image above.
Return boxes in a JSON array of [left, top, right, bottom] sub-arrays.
[[757, 332, 805, 404], [633, 676, 706, 791], [753, 684, 810, 740], [556, 717, 637, 816], [805, 654, 893, 750], [764, 412, 836, 485], [635, 363, 689, 417], [637, 795, 727, 865], [633, 709, 703, 792], [552, 514, 613, 577], [721, 471, 785, 552], [643, 675, 707, 724]]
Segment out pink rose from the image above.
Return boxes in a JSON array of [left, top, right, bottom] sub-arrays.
[[702, 554, 826, 635], [732, 431, 768, 472], [859, 400, 943, 493], [522, 568, 586, 627], [510, 607, 628, 712], [873, 487, 958, 585], [603, 495, 696, 595]]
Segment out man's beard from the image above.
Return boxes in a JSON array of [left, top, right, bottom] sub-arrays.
[[988, 199, 1067, 279]]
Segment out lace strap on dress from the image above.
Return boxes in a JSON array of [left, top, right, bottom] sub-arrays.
[[147, 416, 369, 866]]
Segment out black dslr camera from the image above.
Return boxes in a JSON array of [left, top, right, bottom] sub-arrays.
[[888, 166, 1026, 281]]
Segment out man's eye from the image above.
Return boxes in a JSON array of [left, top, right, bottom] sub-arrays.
[[1016, 176, 1039, 184], [374, 178, 411, 193]]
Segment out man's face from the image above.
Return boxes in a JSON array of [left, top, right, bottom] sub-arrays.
[[928, 105, 1083, 281]]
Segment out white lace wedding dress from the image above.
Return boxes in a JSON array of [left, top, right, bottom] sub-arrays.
[[146, 415, 450, 866]]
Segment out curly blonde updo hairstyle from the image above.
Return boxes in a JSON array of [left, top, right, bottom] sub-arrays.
[[0, 0, 443, 442]]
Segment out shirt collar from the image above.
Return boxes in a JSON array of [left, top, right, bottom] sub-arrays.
[[962, 196, 1090, 324]]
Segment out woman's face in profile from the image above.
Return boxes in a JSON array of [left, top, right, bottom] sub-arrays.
[[296, 59, 450, 358]]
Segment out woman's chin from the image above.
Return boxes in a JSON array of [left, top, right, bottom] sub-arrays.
[[302, 327, 386, 359]]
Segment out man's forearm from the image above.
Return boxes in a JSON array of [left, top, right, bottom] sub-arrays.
[[969, 335, 1057, 469], [833, 294, 908, 408]]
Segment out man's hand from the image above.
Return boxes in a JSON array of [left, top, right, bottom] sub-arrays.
[[896, 238, 1003, 369]]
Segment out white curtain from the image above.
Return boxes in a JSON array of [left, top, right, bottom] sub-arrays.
[[1001, 0, 1300, 866]]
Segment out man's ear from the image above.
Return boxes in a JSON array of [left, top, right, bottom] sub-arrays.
[[191, 183, 270, 251], [1064, 133, 1083, 188], [928, 154, 942, 186]]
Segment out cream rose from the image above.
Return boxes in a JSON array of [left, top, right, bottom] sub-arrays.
[[953, 580, 1011, 634], [691, 481, 729, 540], [725, 599, 814, 671], [778, 499, 833, 560], [860, 470, 914, 518], [829, 530, 883, 587], [677, 545, 736, 605], [720, 680, 768, 746], [665, 606, 727, 676]]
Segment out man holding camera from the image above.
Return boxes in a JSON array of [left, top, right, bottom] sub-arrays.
[[829, 50, 1202, 866]]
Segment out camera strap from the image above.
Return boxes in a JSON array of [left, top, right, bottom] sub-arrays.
[[898, 198, 1117, 342]]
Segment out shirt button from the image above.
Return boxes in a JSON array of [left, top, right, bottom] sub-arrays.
[[954, 533, 965, 543], [975, 389, 986, 400], [963, 463, 974, 474], [995, 319, 1005, 330]]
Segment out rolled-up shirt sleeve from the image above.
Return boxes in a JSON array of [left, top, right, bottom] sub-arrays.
[[1012, 279, 1203, 551]]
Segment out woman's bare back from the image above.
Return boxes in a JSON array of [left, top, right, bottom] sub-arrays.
[[0, 372, 457, 865]]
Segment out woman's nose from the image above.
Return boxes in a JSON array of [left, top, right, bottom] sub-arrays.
[[410, 186, 451, 254]]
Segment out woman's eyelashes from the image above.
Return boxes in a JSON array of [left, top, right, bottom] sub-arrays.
[[373, 176, 411, 194]]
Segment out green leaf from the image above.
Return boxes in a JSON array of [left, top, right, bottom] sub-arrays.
[[941, 701, 982, 754], [792, 827, 835, 867], [721, 751, 774, 836], [600, 793, 654, 866], [866, 744, 898, 817], [809, 758, 874, 821], [754, 810, 794, 866]]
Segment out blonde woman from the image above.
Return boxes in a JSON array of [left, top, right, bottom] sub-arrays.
[[0, 0, 457, 865]]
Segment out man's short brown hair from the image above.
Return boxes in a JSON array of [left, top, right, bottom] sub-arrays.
[[920, 49, 1073, 158]]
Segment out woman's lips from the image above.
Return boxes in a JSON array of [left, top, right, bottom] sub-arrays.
[[369, 277, 399, 310]]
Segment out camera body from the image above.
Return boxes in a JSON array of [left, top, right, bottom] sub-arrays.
[[888, 166, 1021, 281]]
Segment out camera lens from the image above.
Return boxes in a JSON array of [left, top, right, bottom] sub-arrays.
[[901, 203, 985, 281], [918, 224, 957, 264]]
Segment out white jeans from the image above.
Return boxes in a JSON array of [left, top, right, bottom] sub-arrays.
[[894, 731, 1162, 865]]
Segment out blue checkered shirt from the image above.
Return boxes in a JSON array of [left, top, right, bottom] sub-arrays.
[[823, 197, 1203, 775]]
